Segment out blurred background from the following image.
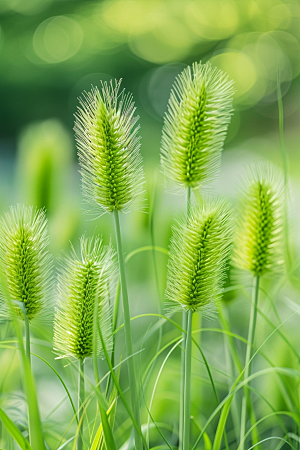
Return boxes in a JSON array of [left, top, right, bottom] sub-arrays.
[[1, 0, 300, 448]]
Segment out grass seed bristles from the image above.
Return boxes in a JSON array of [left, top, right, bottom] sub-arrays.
[[232, 162, 284, 450], [165, 198, 233, 450], [74, 79, 145, 450], [0, 205, 53, 362], [53, 236, 115, 361], [161, 61, 235, 192], [166, 198, 233, 315], [74, 79, 145, 217], [54, 236, 116, 450], [233, 162, 284, 277]]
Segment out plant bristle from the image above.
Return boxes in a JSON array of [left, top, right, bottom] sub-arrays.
[[0, 205, 53, 322], [53, 236, 116, 360], [233, 162, 284, 276], [161, 61, 235, 191], [74, 79, 145, 216], [165, 199, 233, 314]]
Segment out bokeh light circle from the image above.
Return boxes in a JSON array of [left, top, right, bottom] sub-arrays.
[[33, 16, 83, 64], [210, 50, 257, 100]]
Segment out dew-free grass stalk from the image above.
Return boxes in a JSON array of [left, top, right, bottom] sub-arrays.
[[183, 309, 193, 450], [78, 358, 85, 450], [113, 209, 143, 450], [24, 310, 31, 365], [239, 275, 260, 450], [179, 186, 191, 450]]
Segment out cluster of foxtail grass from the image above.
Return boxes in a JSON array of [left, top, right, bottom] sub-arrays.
[[161, 61, 235, 192], [0, 204, 53, 323], [0, 61, 293, 450], [74, 79, 145, 216]]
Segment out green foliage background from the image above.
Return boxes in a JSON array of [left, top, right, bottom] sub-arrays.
[[1, 0, 300, 449]]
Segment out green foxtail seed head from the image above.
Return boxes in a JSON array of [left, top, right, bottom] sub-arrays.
[[161, 61, 235, 191], [0, 205, 53, 322], [233, 162, 284, 276], [53, 236, 116, 360], [165, 198, 233, 314], [74, 79, 145, 216]]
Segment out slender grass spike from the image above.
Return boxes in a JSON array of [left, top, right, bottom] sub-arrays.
[[233, 162, 284, 450], [161, 61, 235, 191], [74, 79, 145, 450], [166, 198, 233, 314], [0, 205, 53, 323], [54, 236, 116, 450], [165, 198, 233, 450], [233, 162, 284, 276], [74, 79, 145, 216], [53, 236, 115, 361]]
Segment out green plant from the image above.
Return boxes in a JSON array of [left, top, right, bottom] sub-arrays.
[[161, 61, 235, 192], [0, 204, 53, 361], [74, 79, 145, 450], [166, 198, 233, 449], [54, 236, 116, 450], [161, 61, 235, 450], [233, 162, 284, 450]]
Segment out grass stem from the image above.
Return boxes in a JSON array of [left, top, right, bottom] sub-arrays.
[[78, 358, 85, 450], [240, 275, 260, 450], [179, 186, 192, 449], [113, 209, 143, 450], [183, 309, 193, 450]]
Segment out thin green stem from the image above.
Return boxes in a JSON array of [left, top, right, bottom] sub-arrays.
[[180, 186, 192, 450], [23, 308, 31, 366], [78, 358, 85, 450], [183, 310, 193, 450], [179, 311, 188, 450], [93, 295, 100, 390], [187, 186, 191, 217], [240, 275, 260, 450], [113, 210, 143, 450]]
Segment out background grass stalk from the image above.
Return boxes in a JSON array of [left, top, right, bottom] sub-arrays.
[[179, 186, 191, 450], [113, 209, 143, 450], [78, 358, 85, 450], [240, 275, 260, 450], [183, 309, 193, 450]]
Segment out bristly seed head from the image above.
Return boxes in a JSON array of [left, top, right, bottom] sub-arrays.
[[53, 236, 116, 361], [0, 205, 53, 322], [74, 79, 145, 216], [161, 61, 235, 191], [233, 162, 284, 276], [165, 199, 233, 314]]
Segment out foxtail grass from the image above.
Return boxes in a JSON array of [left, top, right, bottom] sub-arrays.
[[161, 61, 234, 449], [74, 79, 145, 450], [0, 205, 53, 363], [233, 162, 284, 450], [54, 236, 116, 450], [166, 198, 233, 449], [161, 61, 234, 192]]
